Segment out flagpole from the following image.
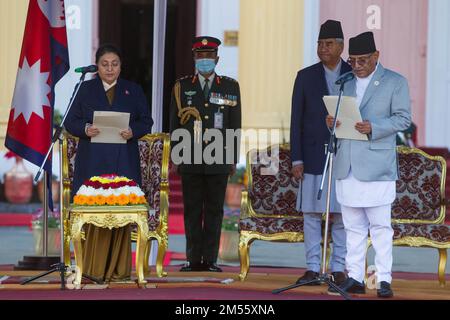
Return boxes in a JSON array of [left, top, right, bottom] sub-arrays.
[[42, 171, 49, 257]]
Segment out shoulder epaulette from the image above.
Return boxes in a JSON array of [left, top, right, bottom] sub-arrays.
[[221, 76, 237, 83], [176, 75, 194, 83]]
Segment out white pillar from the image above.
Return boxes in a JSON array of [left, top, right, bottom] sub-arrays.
[[425, 0, 450, 148], [303, 0, 320, 67], [148, 0, 167, 265], [151, 0, 167, 133]]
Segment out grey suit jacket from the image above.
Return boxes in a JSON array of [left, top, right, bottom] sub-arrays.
[[333, 63, 412, 181]]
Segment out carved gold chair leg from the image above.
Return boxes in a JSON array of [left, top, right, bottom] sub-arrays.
[[143, 240, 151, 277], [64, 235, 72, 267], [438, 248, 447, 287], [155, 237, 168, 278], [238, 233, 252, 282]]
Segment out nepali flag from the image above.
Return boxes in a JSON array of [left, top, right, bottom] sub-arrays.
[[5, 1, 69, 180]]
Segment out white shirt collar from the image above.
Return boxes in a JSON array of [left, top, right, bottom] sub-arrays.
[[102, 80, 117, 92], [198, 72, 215, 89]]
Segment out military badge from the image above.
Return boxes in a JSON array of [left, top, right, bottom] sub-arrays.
[[184, 91, 197, 96]]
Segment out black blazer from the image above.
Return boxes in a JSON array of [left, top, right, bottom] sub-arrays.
[[290, 60, 352, 174]]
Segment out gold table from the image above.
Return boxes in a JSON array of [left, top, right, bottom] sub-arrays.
[[69, 205, 150, 288]]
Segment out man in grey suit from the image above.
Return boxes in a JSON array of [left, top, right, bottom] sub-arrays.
[[326, 32, 411, 298]]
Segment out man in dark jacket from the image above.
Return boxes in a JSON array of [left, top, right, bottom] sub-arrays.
[[290, 20, 351, 286]]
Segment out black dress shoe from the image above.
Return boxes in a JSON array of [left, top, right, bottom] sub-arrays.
[[331, 272, 347, 286], [377, 281, 394, 298], [179, 262, 203, 272], [203, 262, 222, 272], [295, 270, 320, 285], [328, 277, 365, 295]]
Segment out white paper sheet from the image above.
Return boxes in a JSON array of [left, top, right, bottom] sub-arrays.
[[323, 96, 368, 141], [91, 111, 130, 144]]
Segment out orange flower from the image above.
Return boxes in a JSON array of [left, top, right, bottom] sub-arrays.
[[95, 195, 106, 205], [74, 195, 88, 205], [138, 196, 147, 204], [86, 196, 96, 206], [129, 193, 139, 205], [117, 194, 129, 205], [106, 195, 116, 205]]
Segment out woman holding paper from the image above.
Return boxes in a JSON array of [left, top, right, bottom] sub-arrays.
[[65, 44, 153, 282]]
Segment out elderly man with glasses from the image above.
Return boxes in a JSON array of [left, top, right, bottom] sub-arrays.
[[326, 32, 411, 298]]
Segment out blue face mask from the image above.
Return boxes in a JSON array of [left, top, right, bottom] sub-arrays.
[[195, 59, 216, 74]]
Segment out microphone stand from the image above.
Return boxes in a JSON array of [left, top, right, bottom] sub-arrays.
[[272, 78, 352, 300], [21, 71, 103, 288]]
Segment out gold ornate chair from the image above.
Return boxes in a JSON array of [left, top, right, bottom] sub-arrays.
[[61, 132, 170, 278], [238, 144, 304, 281], [388, 146, 450, 286]]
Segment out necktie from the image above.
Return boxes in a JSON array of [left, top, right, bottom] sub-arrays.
[[203, 78, 210, 99]]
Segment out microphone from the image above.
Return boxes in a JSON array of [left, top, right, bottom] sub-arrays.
[[74, 65, 98, 74], [335, 72, 355, 85]]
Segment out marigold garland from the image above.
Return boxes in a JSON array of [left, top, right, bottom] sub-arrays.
[[73, 174, 147, 206]]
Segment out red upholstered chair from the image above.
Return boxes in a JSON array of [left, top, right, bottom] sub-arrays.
[[238, 144, 304, 281], [61, 132, 170, 278]]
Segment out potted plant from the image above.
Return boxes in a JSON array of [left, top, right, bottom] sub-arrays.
[[225, 166, 247, 209], [219, 208, 240, 262], [31, 208, 61, 255]]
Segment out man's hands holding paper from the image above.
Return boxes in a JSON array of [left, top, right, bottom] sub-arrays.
[[326, 115, 372, 135], [354, 121, 372, 134]]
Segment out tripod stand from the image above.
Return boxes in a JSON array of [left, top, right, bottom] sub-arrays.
[[20, 72, 103, 289], [272, 75, 353, 300]]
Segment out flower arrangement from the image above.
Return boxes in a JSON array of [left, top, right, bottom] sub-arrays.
[[32, 208, 60, 229], [222, 208, 240, 232], [73, 174, 147, 206]]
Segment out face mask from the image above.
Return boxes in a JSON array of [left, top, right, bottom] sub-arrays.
[[195, 59, 216, 74]]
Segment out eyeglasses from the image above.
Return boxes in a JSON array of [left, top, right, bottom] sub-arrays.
[[347, 53, 374, 67]]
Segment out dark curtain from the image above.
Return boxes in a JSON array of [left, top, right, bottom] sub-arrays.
[[163, 0, 196, 132], [99, 0, 197, 133]]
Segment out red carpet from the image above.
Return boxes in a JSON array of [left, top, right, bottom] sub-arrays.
[[1, 265, 448, 300]]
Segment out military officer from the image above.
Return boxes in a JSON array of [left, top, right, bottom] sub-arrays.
[[169, 36, 242, 272]]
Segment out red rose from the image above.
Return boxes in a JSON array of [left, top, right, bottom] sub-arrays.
[[128, 181, 137, 187]]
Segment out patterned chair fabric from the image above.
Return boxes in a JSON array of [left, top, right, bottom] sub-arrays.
[[386, 147, 449, 286], [392, 147, 445, 223], [393, 224, 450, 244], [138, 138, 164, 231], [247, 146, 301, 216], [239, 217, 304, 234], [238, 144, 305, 281]]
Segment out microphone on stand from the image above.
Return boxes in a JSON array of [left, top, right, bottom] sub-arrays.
[[74, 65, 98, 74], [335, 72, 355, 85]]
